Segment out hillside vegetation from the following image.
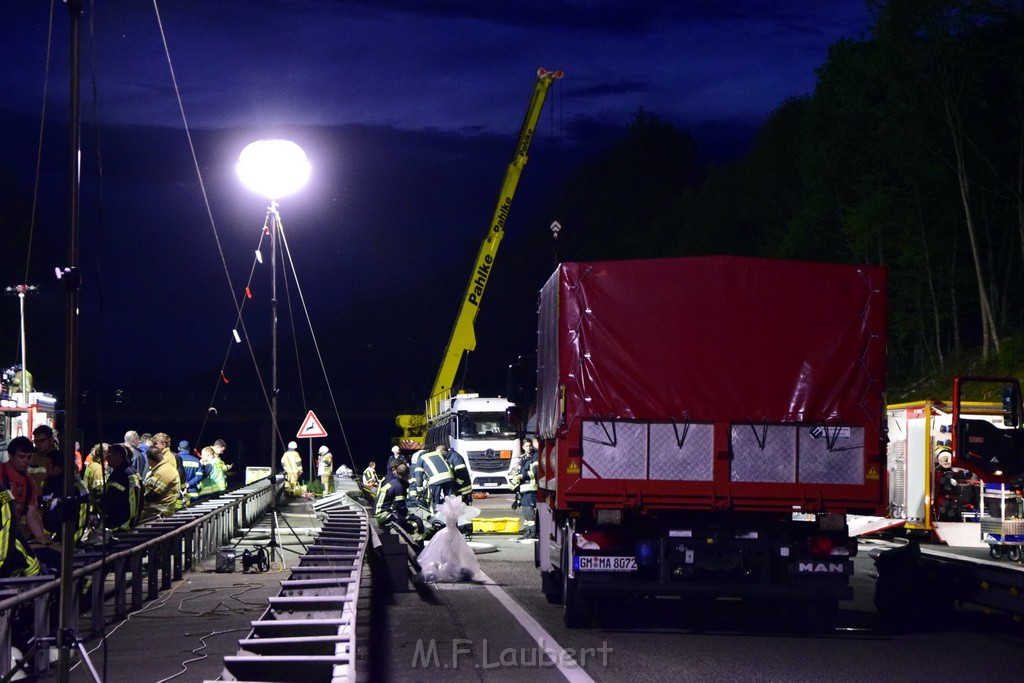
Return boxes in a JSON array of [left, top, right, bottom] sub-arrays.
[[508, 0, 1024, 397], [889, 333, 1024, 404]]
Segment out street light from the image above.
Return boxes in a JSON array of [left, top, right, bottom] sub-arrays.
[[237, 139, 309, 562], [4, 284, 38, 406]]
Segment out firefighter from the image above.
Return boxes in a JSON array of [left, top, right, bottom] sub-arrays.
[[517, 438, 539, 539], [0, 480, 41, 578], [39, 450, 90, 548], [281, 441, 303, 494], [101, 443, 142, 532], [415, 446, 456, 513], [317, 445, 334, 495], [361, 461, 379, 491], [197, 446, 228, 497], [141, 445, 180, 522], [406, 450, 427, 503], [386, 445, 405, 474], [374, 463, 407, 523], [441, 444, 473, 501], [374, 463, 423, 539], [179, 440, 202, 501]]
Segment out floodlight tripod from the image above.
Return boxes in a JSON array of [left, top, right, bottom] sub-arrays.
[[259, 201, 306, 565], [51, 2, 101, 682]]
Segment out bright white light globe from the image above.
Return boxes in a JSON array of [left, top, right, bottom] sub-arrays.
[[237, 139, 310, 200]]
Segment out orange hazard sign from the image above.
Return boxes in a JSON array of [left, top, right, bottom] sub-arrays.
[[297, 410, 328, 439]]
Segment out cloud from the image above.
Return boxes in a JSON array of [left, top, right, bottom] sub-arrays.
[[572, 79, 651, 98]]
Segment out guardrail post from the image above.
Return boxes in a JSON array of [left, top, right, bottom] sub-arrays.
[[161, 540, 173, 590], [184, 528, 195, 571], [131, 552, 144, 610], [113, 557, 127, 618], [34, 592, 50, 673], [147, 546, 159, 600], [90, 566, 106, 634]]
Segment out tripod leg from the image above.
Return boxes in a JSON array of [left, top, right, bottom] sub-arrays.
[[75, 638, 103, 683]]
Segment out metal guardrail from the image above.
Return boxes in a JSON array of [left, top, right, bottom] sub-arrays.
[[0, 476, 280, 678], [220, 489, 370, 683]]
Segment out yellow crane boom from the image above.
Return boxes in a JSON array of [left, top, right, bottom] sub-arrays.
[[396, 67, 563, 447]]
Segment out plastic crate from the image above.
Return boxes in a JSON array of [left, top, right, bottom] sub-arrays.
[[472, 517, 521, 534]]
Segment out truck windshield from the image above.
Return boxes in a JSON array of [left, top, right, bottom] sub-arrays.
[[457, 411, 516, 439]]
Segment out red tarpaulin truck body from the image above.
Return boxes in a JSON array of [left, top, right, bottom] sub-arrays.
[[532, 256, 888, 627]]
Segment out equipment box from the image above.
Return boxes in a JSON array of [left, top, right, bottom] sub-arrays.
[[472, 517, 521, 533], [981, 484, 1024, 561]]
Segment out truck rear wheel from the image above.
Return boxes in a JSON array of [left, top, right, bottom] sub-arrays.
[[542, 570, 562, 604], [562, 539, 591, 627]]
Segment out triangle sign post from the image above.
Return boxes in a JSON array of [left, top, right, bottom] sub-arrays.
[[297, 410, 328, 439]]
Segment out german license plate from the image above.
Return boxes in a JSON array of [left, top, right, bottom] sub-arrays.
[[576, 555, 637, 572]]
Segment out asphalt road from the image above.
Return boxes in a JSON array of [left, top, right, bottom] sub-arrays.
[[377, 499, 1024, 682]]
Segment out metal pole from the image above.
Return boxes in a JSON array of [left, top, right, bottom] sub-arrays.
[[19, 290, 28, 405], [268, 201, 281, 561], [57, 0, 83, 680]]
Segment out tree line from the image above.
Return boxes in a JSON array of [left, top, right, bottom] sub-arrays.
[[531, 0, 1024, 390]]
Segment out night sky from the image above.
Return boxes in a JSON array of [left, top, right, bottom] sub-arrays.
[[1, 1, 873, 462]]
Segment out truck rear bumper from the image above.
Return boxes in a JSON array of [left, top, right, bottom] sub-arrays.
[[571, 574, 853, 601]]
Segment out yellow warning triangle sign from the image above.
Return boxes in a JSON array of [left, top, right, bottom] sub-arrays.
[[297, 410, 328, 439], [866, 466, 879, 480]]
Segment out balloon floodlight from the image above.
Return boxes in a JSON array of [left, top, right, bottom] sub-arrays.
[[237, 139, 310, 200]]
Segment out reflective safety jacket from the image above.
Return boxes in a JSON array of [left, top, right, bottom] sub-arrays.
[[446, 450, 472, 496], [362, 468, 379, 488], [518, 452, 539, 494], [415, 450, 454, 489], [198, 457, 228, 496], [182, 452, 203, 492], [102, 463, 142, 531], [0, 485, 41, 578], [317, 452, 333, 477], [407, 451, 426, 498], [142, 457, 180, 520], [281, 450, 302, 476], [83, 459, 105, 500], [41, 473, 90, 545], [374, 474, 408, 523]]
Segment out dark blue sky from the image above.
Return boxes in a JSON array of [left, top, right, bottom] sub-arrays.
[[6, 1, 871, 132], [1, 1, 874, 418]]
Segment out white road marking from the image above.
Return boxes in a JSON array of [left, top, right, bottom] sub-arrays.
[[476, 570, 597, 683]]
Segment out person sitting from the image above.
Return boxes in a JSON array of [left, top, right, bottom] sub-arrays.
[[40, 450, 91, 548], [101, 443, 142, 533], [0, 480, 40, 578], [374, 463, 423, 540], [362, 461, 380, 490]]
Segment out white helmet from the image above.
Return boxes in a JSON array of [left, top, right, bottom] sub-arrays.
[[318, 445, 329, 455], [391, 445, 400, 454], [287, 441, 297, 450]]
